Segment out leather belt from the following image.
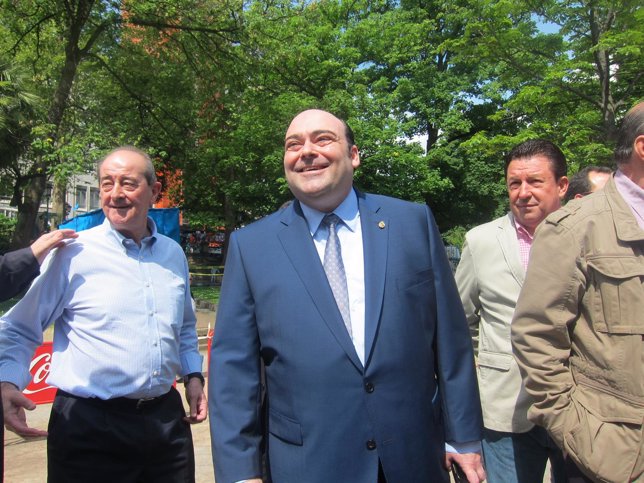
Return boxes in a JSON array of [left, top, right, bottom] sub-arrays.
[[57, 388, 174, 411]]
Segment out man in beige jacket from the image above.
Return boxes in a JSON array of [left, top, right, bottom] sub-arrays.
[[455, 139, 569, 483], [512, 102, 644, 483]]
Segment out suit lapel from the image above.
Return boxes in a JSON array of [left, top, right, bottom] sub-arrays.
[[359, 194, 388, 367], [497, 213, 525, 286], [277, 202, 363, 371]]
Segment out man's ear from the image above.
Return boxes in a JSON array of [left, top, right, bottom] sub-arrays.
[[350, 144, 360, 170], [558, 176, 569, 199], [151, 181, 162, 205], [633, 134, 644, 161]]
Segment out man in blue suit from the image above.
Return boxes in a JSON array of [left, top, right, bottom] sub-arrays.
[[209, 109, 485, 483]]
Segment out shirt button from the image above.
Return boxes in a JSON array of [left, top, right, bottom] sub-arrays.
[[152, 370, 159, 376], [365, 382, 374, 393], [366, 440, 377, 450]]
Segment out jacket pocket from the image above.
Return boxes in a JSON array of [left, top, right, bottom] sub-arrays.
[[477, 351, 512, 371], [268, 409, 303, 446], [587, 255, 644, 334], [564, 397, 640, 482]]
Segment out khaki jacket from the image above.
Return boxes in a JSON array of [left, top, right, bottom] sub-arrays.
[[512, 177, 644, 483]]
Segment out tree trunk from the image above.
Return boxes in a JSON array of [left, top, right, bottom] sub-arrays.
[[11, 0, 96, 246], [11, 174, 46, 249], [51, 179, 67, 228]]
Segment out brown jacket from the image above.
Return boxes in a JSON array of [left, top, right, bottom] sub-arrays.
[[512, 177, 644, 483]]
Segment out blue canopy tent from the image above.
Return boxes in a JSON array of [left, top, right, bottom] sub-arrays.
[[59, 207, 181, 243]]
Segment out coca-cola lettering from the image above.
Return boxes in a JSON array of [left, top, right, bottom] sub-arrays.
[[23, 342, 57, 403], [29, 352, 51, 384]]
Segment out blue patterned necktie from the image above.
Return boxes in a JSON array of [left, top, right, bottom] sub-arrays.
[[322, 213, 352, 338]]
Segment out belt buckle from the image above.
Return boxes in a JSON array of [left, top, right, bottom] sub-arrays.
[[136, 396, 156, 410]]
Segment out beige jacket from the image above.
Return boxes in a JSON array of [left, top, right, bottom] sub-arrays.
[[456, 213, 535, 432], [512, 177, 644, 483]]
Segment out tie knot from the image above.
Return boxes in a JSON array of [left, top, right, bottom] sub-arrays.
[[322, 213, 342, 228]]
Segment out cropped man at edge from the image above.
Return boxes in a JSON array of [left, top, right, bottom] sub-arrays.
[[455, 139, 569, 483], [0, 229, 78, 302], [512, 102, 644, 483], [210, 109, 485, 483], [0, 146, 207, 483]]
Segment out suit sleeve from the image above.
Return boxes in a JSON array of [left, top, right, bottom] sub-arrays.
[[511, 219, 579, 447], [0, 247, 40, 302], [425, 207, 483, 444], [209, 232, 263, 483], [454, 237, 481, 350]]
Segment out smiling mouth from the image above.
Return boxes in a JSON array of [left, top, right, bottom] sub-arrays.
[[297, 164, 328, 173]]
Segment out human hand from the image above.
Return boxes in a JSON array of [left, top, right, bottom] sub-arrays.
[[445, 451, 486, 483], [30, 229, 78, 264], [183, 378, 208, 424], [1, 381, 48, 438]]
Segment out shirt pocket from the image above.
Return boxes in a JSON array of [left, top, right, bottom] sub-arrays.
[[586, 255, 644, 335]]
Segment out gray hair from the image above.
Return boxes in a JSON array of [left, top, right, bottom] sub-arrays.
[[97, 146, 157, 185], [614, 102, 644, 166]]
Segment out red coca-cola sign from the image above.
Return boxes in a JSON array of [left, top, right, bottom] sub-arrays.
[[24, 342, 58, 405]]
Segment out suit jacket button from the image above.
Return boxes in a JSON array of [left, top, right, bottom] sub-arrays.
[[365, 382, 374, 393], [366, 440, 377, 450]]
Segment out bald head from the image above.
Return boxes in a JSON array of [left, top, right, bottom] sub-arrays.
[[615, 102, 644, 166], [565, 166, 612, 202]]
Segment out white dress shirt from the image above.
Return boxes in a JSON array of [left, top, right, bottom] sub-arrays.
[[0, 218, 202, 399], [299, 190, 366, 365]]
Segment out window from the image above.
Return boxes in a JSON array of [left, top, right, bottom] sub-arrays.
[[75, 186, 88, 211], [89, 188, 100, 210]]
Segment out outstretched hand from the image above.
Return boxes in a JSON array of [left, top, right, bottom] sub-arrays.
[[1, 381, 48, 438]]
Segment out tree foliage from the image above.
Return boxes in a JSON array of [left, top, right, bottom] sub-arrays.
[[1, 0, 641, 247]]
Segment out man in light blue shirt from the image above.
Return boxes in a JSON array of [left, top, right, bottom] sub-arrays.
[[0, 146, 207, 483]]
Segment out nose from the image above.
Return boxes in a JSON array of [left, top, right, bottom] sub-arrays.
[[300, 138, 316, 158], [517, 182, 532, 199], [110, 182, 126, 200]]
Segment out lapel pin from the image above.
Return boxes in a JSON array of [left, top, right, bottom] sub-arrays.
[[378, 221, 386, 229]]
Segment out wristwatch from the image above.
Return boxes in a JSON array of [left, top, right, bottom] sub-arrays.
[[183, 372, 205, 386]]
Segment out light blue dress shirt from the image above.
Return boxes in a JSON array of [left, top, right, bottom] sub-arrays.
[[300, 190, 366, 364], [0, 218, 202, 400]]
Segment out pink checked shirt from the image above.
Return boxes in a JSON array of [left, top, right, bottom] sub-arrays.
[[514, 221, 534, 271]]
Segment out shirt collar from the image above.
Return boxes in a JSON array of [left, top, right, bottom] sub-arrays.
[[102, 217, 158, 249], [299, 189, 360, 236], [614, 169, 644, 214], [510, 214, 534, 241]]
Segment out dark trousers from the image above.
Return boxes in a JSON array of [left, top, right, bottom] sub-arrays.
[[565, 457, 594, 483], [47, 387, 194, 483]]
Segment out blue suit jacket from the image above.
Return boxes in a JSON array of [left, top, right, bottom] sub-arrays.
[[209, 191, 482, 483]]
